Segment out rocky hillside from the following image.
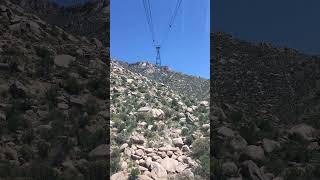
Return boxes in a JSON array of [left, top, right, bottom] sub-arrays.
[[12, 0, 109, 47], [110, 60, 210, 179], [0, 0, 109, 179], [212, 32, 320, 180], [113, 60, 210, 101]]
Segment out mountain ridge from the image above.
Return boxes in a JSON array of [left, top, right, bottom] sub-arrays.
[[112, 59, 210, 101]]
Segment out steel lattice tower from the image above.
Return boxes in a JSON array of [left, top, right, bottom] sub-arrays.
[[155, 46, 161, 66]]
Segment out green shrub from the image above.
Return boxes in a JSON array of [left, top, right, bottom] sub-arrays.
[[194, 155, 210, 178], [129, 168, 140, 180], [191, 138, 210, 158], [45, 86, 60, 103], [25, 162, 58, 180], [19, 144, 34, 161], [85, 97, 99, 115], [7, 114, 24, 132], [230, 111, 243, 125], [239, 121, 259, 144], [181, 128, 189, 136], [37, 140, 50, 159], [185, 135, 194, 146], [87, 78, 107, 99], [110, 147, 121, 175], [85, 160, 108, 180], [64, 77, 81, 95], [115, 131, 128, 145]]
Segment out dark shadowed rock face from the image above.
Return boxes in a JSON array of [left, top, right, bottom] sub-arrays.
[[12, 0, 109, 47], [0, 0, 109, 179], [211, 32, 320, 124], [211, 32, 320, 179]]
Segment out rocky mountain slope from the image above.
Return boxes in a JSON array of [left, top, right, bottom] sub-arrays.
[[113, 60, 210, 101], [212, 32, 320, 180], [12, 0, 109, 47], [110, 60, 210, 179], [0, 0, 109, 179]]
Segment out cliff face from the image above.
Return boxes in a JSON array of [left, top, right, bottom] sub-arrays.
[[211, 32, 320, 180], [0, 0, 109, 179], [12, 0, 109, 47], [212, 32, 320, 124]]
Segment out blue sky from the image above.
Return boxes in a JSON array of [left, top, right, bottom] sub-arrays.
[[212, 0, 320, 55], [111, 0, 210, 79]]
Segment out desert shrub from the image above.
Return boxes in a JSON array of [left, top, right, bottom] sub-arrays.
[[85, 97, 99, 115], [185, 135, 194, 146], [137, 86, 147, 93], [136, 113, 155, 125], [191, 138, 210, 158], [129, 168, 140, 180], [21, 129, 34, 144], [194, 154, 210, 178], [37, 140, 50, 159], [125, 118, 137, 133], [115, 131, 128, 145], [87, 128, 107, 149], [7, 114, 24, 132], [76, 65, 88, 78], [35, 47, 54, 78], [265, 151, 287, 176], [24, 162, 58, 180], [49, 110, 66, 136], [239, 121, 259, 144], [87, 77, 107, 99], [281, 139, 310, 163], [45, 86, 60, 103], [110, 147, 121, 175], [64, 77, 81, 95], [230, 111, 243, 125], [19, 145, 34, 161], [181, 128, 189, 136], [78, 113, 89, 128], [145, 130, 157, 139], [212, 158, 227, 180], [84, 160, 108, 180], [35, 47, 51, 59], [0, 161, 22, 178], [145, 93, 151, 101], [283, 167, 310, 180]]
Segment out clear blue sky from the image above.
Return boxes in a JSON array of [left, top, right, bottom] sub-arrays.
[[111, 0, 210, 79], [212, 0, 320, 55]]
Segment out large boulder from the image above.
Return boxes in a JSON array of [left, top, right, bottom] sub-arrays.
[[54, 54, 75, 68], [290, 124, 316, 141], [131, 134, 145, 144], [175, 168, 195, 180], [150, 162, 168, 180], [230, 135, 247, 151], [240, 160, 265, 180], [151, 108, 165, 119], [262, 138, 280, 153], [217, 126, 235, 138], [159, 157, 179, 173], [111, 171, 129, 180], [138, 175, 153, 180], [172, 138, 184, 148], [138, 106, 152, 112], [88, 144, 109, 158], [222, 162, 238, 177], [10, 81, 27, 98], [242, 145, 265, 162]]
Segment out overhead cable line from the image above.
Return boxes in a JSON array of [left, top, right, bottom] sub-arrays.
[[141, 0, 183, 66]]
